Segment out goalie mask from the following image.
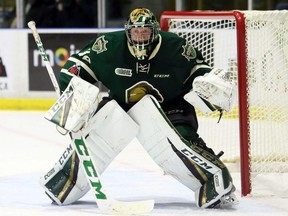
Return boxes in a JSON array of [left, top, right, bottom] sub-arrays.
[[125, 8, 160, 60]]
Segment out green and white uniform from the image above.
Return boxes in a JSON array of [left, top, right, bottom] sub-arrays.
[[60, 30, 211, 107], [60, 30, 212, 140], [42, 8, 235, 208], [41, 16, 236, 209]]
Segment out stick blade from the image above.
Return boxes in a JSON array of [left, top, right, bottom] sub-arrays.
[[98, 199, 154, 214]]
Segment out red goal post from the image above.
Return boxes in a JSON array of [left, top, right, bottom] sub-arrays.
[[160, 10, 288, 197]]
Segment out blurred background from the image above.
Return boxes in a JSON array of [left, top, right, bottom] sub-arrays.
[[1, 0, 288, 110], [1, 0, 288, 28]]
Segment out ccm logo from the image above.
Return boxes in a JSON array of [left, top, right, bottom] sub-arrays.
[[154, 74, 170, 78]]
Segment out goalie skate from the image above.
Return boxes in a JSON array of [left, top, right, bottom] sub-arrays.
[[212, 186, 239, 208]]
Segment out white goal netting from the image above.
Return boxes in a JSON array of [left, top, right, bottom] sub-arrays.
[[164, 10, 288, 197]]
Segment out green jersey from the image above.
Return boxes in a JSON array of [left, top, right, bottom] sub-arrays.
[[60, 30, 211, 106]]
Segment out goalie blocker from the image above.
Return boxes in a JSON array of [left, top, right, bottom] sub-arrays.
[[41, 87, 237, 208]]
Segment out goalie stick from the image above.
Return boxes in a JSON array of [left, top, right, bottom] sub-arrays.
[[27, 21, 61, 96], [27, 21, 154, 214]]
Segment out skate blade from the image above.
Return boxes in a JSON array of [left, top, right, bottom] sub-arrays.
[[219, 192, 239, 208]]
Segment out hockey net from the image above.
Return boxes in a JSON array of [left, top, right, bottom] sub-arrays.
[[160, 10, 288, 197]]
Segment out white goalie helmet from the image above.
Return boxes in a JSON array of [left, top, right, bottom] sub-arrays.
[[124, 8, 160, 60]]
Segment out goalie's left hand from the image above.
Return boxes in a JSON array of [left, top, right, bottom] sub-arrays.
[[192, 68, 237, 112]]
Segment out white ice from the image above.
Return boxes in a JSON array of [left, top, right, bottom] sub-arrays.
[[0, 111, 287, 216]]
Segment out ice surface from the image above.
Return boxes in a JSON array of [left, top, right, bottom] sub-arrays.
[[0, 111, 287, 216]]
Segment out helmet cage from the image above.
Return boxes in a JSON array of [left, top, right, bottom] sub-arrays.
[[124, 8, 159, 48], [125, 23, 159, 47]]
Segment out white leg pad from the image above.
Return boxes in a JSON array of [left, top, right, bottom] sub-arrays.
[[128, 95, 202, 191], [39, 144, 90, 205], [78, 99, 140, 173], [41, 100, 139, 205]]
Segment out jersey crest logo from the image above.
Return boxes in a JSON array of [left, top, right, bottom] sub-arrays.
[[115, 68, 132, 77], [92, 35, 108, 54], [126, 81, 164, 104], [182, 42, 196, 61]]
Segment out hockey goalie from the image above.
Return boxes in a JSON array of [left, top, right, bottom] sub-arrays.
[[40, 7, 238, 210]]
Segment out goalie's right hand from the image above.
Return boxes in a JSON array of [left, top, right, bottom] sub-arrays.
[[44, 76, 100, 133]]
